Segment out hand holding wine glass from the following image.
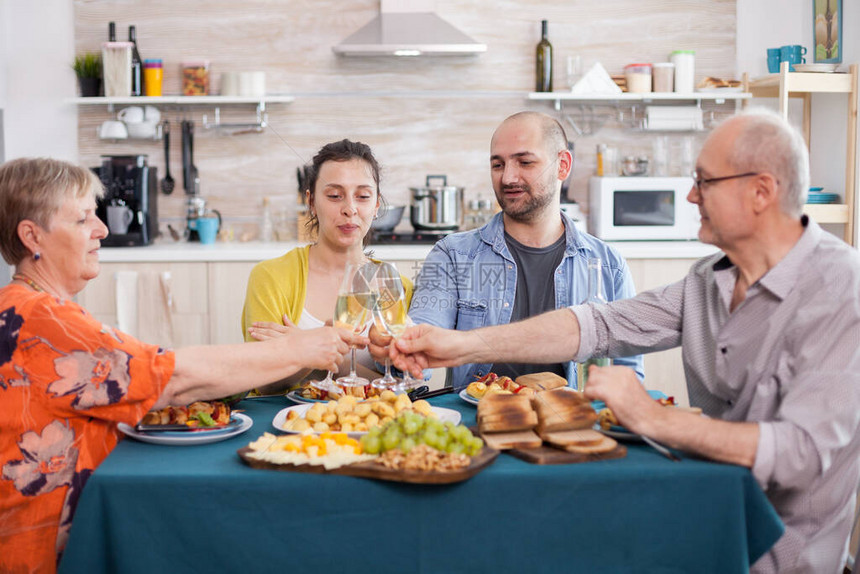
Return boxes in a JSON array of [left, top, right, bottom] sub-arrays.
[[370, 262, 421, 391], [368, 262, 407, 390], [334, 261, 377, 389]]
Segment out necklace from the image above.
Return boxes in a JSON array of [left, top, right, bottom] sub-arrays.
[[12, 273, 44, 293]]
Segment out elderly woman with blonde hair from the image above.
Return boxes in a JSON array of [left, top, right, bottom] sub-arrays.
[[0, 157, 365, 573]]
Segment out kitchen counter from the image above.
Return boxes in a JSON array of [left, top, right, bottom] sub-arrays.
[[97, 240, 719, 263]]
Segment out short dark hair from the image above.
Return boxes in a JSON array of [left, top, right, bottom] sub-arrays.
[[304, 139, 384, 243]]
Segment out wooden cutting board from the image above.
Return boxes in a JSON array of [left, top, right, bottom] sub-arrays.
[[507, 443, 627, 465], [237, 446, 499, 485]]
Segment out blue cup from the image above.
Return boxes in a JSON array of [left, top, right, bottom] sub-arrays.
[[197, 216, 219, 244], [779, 45, 807, 71], [767, 48, 781, 73]]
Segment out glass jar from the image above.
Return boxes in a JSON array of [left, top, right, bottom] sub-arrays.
[[143, 59, 163, 96], [652, 62, 675, 93], [624, 63, 652, 93], [182, 61, 210, 96]]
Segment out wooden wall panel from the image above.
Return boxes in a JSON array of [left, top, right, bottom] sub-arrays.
[[75, 0, 737, 231]]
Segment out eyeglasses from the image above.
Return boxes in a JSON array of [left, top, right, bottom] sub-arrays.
[[691, 170, 760, 191]]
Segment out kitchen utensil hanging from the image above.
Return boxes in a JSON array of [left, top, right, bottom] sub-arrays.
[[202, 105, 268, 135], [161, 120, 175, 194]]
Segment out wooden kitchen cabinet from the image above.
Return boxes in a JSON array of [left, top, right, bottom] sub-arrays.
[[744, 63, 859, 245], [208, 262, 256, 345], [76, 262, 210, 347], [627, 258, 699, 406]]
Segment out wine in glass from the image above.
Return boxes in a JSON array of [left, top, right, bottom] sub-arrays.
[[369, 262, 406, 390], [371, 263, 420, 391], [334, 262, 377, 389]]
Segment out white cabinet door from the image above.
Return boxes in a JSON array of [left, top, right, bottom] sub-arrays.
[[77, 262, 210, 347], [208, 262, 257, 345], [626, 258, 698, 406]]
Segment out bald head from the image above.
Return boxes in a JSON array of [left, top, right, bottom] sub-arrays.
[[493, 111, 568, 156], [712, 109, 809, 217]]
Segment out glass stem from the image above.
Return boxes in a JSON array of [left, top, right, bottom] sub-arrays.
[[384, 357, 392, 377], [349, 346, 358, 377]]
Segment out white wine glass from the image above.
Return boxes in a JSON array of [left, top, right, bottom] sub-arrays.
[[368, 261, 406, 391], [334, 261, 376, 389], [370, 263, 421, 392]]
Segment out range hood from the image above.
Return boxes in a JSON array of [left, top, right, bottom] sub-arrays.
[[333, 0, 486, 57]]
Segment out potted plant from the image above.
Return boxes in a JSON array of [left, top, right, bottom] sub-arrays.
[[73, 52, 102, 97]]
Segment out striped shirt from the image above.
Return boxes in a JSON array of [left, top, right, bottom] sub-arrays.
[[572, 218, 860, 573]]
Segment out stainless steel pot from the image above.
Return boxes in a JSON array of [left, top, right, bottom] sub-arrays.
[[410, 175, 464, 231]]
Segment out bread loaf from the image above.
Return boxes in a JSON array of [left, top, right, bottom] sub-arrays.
[[533, 388, 597, 433], [515, 372, 568, 392], [478, 394, 538, 433]]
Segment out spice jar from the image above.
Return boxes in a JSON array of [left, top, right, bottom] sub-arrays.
[[182, 61, 210, 96], [143, 59, 163, 96]]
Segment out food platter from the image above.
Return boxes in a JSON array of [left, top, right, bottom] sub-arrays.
[[237, 445, 499, 484], [285, 389, 326, 405], [118, 413, 253, 445], [458, 389, 479, 406], [271, 404, 461, 436]]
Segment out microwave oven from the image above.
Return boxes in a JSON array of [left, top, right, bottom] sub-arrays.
[[588, 176, 700, 241]]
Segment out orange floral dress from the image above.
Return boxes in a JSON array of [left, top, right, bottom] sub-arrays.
[[0, 285, 175, 573]]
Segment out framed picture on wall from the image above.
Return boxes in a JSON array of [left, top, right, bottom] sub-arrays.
[[813, 0, 842, 63]]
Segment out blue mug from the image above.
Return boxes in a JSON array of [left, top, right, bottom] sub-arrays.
[[197, 216, 220, 244], [767, 48, 781, 73], [779, 45, 807, 71]]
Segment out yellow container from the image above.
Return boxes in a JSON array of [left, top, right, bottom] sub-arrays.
[[143, 59, 163, 96]]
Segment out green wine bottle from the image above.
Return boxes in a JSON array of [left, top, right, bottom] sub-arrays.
[[535, 20, 553, 92], [576, 257, 610, 391]]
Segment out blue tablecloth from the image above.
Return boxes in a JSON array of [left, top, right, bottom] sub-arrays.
[[59, 395, 783, 574]]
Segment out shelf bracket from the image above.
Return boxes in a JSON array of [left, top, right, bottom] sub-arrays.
[[202, 106, 269, 135]]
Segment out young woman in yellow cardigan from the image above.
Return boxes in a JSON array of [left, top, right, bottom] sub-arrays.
[[242, 139, 412, 394]]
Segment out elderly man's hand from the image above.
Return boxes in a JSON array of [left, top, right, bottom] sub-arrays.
[[390, 324, 469, 379], [583, 365, 664, 435]]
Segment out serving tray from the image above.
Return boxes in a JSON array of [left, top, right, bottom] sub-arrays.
[[237, 446, 499, 484]]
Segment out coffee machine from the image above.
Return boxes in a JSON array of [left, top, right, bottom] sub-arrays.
[[94, 155, 158, 247]]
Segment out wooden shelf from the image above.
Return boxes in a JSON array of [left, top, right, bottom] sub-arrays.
[[803, 204, 850, 224], [747, 72, 854, 97], [744, 62, 858, 244]]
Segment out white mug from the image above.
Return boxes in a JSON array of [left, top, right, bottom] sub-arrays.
[[107, 205, 134, 234], [143, 105, 160, 123], [126, 120, 158, 139], [98, 120, 128, 140], [118, 106, 145, 124]]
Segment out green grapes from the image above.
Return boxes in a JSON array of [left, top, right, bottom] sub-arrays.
[[359, 412, 484, 457]]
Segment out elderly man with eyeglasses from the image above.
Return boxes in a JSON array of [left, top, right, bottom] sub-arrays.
[[389, 108, 860, 573]]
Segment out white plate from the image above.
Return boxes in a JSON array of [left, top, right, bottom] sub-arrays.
[[793, 63, 839, 73], [695, 86, 743, 93], [118, 413, 253, 446], [595, 424, 644, 443], [272, 404, 461, 436], [458, 389, 479, 406]]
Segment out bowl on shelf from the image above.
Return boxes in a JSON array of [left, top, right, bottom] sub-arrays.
[[371, 204, 405, 231]]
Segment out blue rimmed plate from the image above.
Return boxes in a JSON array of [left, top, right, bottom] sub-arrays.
[[118, 413, 253, 445]]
